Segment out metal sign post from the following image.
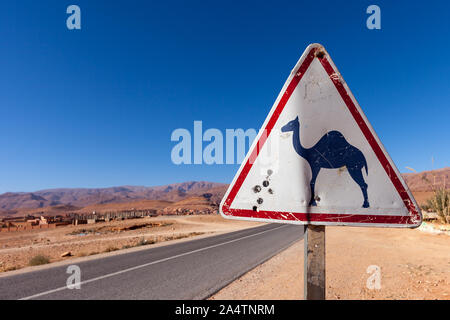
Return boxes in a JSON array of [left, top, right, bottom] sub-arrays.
[[304, 225, 325, 300]]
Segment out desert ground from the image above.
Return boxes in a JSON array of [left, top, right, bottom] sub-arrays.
[[211, 223, 450, 300], [0, 215, 261, 272], [1, 213, 449, 300]]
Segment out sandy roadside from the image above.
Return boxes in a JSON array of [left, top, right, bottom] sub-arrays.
[[0, 215, 262, 273], [210, 226, 450, 300]]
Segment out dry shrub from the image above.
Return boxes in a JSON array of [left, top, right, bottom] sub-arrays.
[[29, 255, 50, 266], [424, 188, 450, 224]]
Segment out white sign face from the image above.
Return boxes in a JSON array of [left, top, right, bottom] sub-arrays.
[[220, 43, 422, 228]]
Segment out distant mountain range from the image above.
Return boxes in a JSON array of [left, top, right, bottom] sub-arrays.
[[0, 182, 227, 215], [0, 167, 448, 217]]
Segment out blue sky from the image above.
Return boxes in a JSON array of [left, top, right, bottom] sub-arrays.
[[0, 0, 449, 193]]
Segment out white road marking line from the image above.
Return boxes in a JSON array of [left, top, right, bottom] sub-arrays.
[[20, 225, 287, 300]]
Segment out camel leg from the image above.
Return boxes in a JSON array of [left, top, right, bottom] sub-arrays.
[[309, 167, 320, 206], [347, 166, 369, 208]]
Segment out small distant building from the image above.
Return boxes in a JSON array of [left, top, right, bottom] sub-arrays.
[[147, 210, 158, 217], [26, 218, 40, 226], [39, 216, 48, 225]]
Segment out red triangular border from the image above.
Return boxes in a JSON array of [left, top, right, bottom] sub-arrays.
[[221, 44, 422, 227]]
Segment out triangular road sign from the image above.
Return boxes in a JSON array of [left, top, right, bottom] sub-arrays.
[[220, 43, 422, 228]]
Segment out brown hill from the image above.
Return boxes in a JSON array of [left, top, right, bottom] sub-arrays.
[[160, 195, 219, 215], [401, 167, 449, 192], [0, 193, 48, 211], [7, 204, 82, 217], [4, 195, 220, 218], [0, 181, 226, 214], [74, 200, 173, 214]]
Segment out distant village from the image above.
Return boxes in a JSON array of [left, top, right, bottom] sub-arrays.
[[0, 206, 219, 233]]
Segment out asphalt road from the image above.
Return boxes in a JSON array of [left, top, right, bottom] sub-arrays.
[[0, 223, 304, 300]]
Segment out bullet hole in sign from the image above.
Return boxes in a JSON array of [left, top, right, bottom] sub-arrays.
[[316, 50, 325, 59], [252, 206, 258, 212], [253, 185, 262, 193], [262, 180, 269, 187], [257, 198, 263, 205], [268, 188, 274, 194]]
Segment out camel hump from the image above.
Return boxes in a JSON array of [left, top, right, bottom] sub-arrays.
[[327, 130, 345, 139], [312, 130, 349, 152], [322, 130, 348, 144]]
